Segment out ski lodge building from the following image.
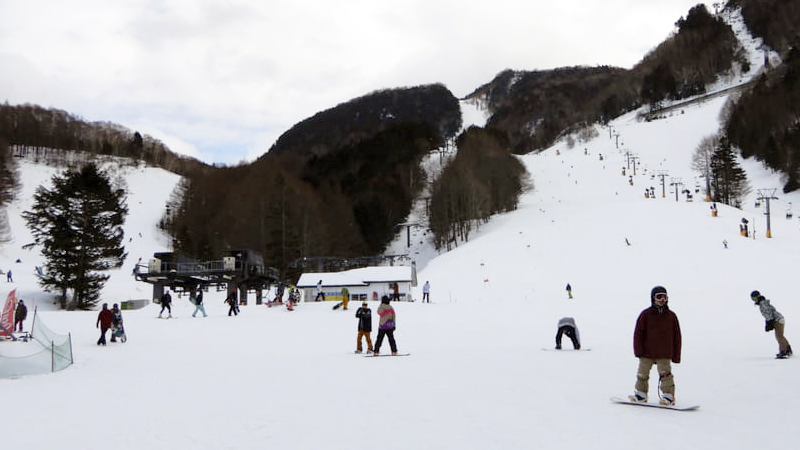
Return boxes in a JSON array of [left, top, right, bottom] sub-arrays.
[[296, 266, 416, 303]]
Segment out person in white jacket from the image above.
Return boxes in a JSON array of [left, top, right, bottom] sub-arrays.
[[751, 290, 792, 358]]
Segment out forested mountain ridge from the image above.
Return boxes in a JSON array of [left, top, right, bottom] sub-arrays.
[[0, 103, 209, 176], [166, 84, 462, 279], [724, 0, 800, 192], [263, 83, 461, 159], [3, 0, 800, 280], [466, 3, 744, 154]]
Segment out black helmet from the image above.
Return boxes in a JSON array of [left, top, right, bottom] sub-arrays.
[[750, 290, 760, 298], [650, 286, 667, 303]]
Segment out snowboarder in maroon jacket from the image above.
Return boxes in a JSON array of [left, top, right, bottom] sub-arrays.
[[96, 303, 114, 346], [629, 286, 682, 405]]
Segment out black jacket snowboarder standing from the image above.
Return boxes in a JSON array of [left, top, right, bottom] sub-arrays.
[[225, 293, 239, 316], [14, 299, 27, 332], [159, 291, 172, 318], [355, 302, 373, 353]]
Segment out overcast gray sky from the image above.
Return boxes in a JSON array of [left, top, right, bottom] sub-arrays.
[[0, 0, 706, 164]]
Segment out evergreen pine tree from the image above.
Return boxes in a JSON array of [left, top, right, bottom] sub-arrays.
[[23, 163, 128, 310], [710, 136, 750, 207], [0, 141, 20, 207]]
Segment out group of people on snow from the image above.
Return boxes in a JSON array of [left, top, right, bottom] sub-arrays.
[[561, 283, 791, 407], [87, 275, 790, 407], [625, 285, 791, 406], [354, 295, 398, 355], [96, 303, 124, 345]]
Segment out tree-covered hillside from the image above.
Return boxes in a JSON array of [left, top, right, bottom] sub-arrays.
[[467, 4, 742, 155], [5, 0, 800, 280]]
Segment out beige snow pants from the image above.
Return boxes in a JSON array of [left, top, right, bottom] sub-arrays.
[[635, 357, 674, 397]]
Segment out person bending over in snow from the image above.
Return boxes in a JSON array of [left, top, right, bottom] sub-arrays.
[[630, 286, 681, 406], [555, 317, 580, 350], [750, 290, 792, 358]]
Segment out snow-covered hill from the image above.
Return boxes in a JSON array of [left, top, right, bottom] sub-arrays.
[[3, 89, 800, 449]]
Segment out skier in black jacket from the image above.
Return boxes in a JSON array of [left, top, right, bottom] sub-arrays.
[[159, 290, 172, 318], [355, 302, 373, 354]]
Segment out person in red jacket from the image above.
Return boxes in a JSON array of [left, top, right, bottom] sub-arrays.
[[629, 286, 682, 405], [96, 303, 114, 346]]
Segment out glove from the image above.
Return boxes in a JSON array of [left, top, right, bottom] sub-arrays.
[[766, 320, 775, 332]]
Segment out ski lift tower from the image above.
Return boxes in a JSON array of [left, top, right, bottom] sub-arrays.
[[757, 189, 779, 238], [395, 222, 422, 248], [670, 178, 684, 202], [656, 171, 669, 198]]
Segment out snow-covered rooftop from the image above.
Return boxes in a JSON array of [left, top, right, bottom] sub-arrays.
[[296, 266, 413, 287]]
